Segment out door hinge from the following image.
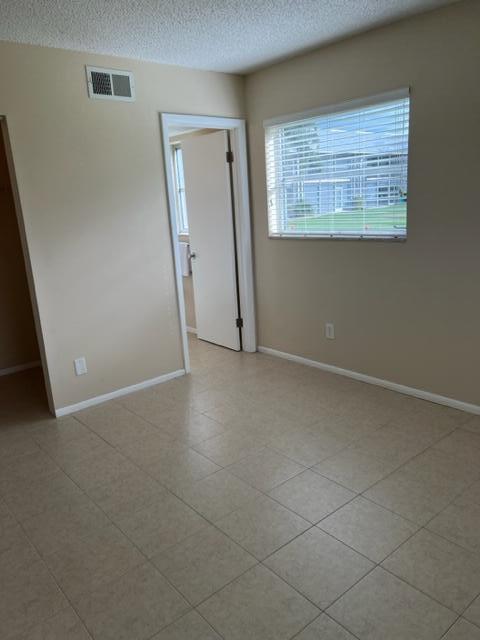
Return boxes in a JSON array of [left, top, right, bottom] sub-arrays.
[[226, 150, 234, 164], [236, 317, 243, 328]]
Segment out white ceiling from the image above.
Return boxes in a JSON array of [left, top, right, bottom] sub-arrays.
[[0, 0, 459, 74]]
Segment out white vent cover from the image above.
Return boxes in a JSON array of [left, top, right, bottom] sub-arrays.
[[86, 66, 135, 102]]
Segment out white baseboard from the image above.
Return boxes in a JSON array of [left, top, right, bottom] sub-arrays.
[[186, 326, 197, 335], [0, 361, 41, 377], [258, 346, 480, 416], [55, 369, 186, 417]]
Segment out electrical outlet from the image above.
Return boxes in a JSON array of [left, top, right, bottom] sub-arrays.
[[325, 323, 335, 340], [74, 357, 87, 376]]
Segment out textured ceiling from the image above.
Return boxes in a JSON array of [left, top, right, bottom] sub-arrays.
[[0, 0, 459, 73]]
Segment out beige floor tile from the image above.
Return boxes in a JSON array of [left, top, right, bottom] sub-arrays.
[[327, 567, 456, 640], [399, 448, 477, 493], [348, 424, 430, 467], [0, 523, 40, 574], [3, 337, 479, 640], [22, 494, 110, 557], [308, 409, 383, 443], [226, 448, 305, 491], [44, 523, 144, 601], [265, 528, 373, 609], [383, 529, 480, 613], [0, 498, 14, 528], [0, 431, 39, 463], [465, 596, 480, 628], [61, 447, 139, 492], [18, 606, 92, 640], [161, 412, 226, 445], [403, 399, 467, 428], [192, 431, 265, 466], [216, 494, 310, 560], [455, 480, 480, 508], [116, 389, 177, 426], [198, 564, 319, 640], [145, 449, 221, 492], [40, 430, 113, 467], [87, 468, 164, 519], [433, 430, 480, 466], [114, 490, 208, 557], [268, 427, 346, 466], [364, 470, 457, 525], [269, 470, 355, 524], [75, 563, 190, 640], [189, 388, 236, 413], [3, 470, 85, 522], [153, 525, 256, 605], [151, 610, 221, 639], [75, 402, 163, 446], [30, 416, 94, 449], [443, 618, 480, 640], [314, 448, 400, 492], [175, 470, 261, 522], [116, 433, 187, 468], [0, 450, 59, 493], [319, 496, 418, 562], [271, 396, 332, 428], [204, 403, 272, 432], [427, 502, 480, 554], [295, 614, 357, 639], [463, 416, 480, 435], [386, 411, 457, 442], [0, 560, 68, 639]]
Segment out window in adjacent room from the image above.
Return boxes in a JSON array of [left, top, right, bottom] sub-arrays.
[[172, 144, 189, 234], [264, 89, 410, 239]]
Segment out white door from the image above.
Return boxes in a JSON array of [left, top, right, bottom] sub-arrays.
[[181, 130, 240, 351]]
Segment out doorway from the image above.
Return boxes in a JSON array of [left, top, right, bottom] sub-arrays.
[[0, 117, 52, 416], [161, 114, 256, 373]]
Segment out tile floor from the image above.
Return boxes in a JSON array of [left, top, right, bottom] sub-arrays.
[[1, 335, 480, 639]]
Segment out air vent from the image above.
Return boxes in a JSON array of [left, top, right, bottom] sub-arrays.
[[86, 66, 135, 102]]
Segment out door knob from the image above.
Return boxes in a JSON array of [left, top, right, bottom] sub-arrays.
[[190, 252, 197, 260]]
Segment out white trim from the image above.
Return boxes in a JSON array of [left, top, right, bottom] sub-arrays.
[[258, 346, 480, 416], [160, 113, 257, 371], [186, 326, 197, 335], [0, 361, 41, 377], [263, 87, 410, 127], [55, 369, 185, 417]]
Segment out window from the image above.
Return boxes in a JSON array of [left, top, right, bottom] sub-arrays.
[[172, 144, 189, 234], [264, 89, 410, 239]]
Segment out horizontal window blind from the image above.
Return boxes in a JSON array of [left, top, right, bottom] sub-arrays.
[[265, 92, 410, 239]]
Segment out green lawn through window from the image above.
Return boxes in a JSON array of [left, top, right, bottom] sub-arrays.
[[284, 203, 407, 236]]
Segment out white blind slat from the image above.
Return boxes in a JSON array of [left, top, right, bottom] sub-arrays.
[[264, 94, 410, 239]]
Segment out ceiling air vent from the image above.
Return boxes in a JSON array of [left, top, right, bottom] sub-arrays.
[[86, 66, 135, 102]]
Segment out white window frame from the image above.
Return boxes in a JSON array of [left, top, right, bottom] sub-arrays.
[[171, 144, 189, 235], [264, 88, 410, 241]]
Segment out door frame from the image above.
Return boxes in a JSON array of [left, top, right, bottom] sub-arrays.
[[160, 113, 256, 373]]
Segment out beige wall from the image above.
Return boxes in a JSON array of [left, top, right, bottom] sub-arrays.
[[246, 0, 480, 405], [0, 41, 244, 410], [0, 128, 39, 371]]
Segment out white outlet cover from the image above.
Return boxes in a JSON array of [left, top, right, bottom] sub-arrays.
[[326, 323, 335, 339], [74, 357, 87, 376]]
